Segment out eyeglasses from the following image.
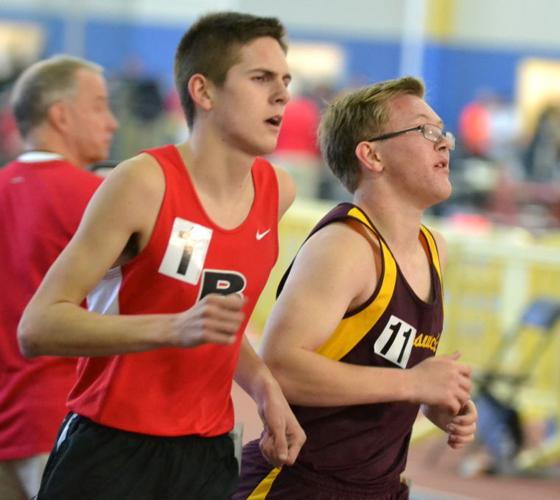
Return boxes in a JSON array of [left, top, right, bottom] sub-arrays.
[[368, 124, 455, 151]]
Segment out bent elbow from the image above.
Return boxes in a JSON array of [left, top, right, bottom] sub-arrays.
[[17, 313, 43, 358], [265, 357, 299, 401]]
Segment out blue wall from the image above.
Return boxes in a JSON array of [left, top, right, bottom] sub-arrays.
[[426, 43, 560, 132], [85, 21, 185, 85], [288, 29, 403, 86], [3, 9, 560, 133]]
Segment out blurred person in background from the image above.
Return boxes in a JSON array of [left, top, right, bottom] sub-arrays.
[[109, 57, 179, 161], [235, 77, 477, 499], [459, 90, 521, 169], [0, 55, 118, 500], [0, 55, 25, 165], [0, 97, 21, 164], [458, 94, 491, 159], [524, 103, 560, 182], [18, 12, 305, 500], [268, 83, 322, 199]]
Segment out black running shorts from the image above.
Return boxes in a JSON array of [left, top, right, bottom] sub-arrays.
[[36, 413, 238, 500]]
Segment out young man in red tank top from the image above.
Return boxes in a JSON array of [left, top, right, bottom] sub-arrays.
[[19, 12, 305, 500], [235, 78, 478, 499]]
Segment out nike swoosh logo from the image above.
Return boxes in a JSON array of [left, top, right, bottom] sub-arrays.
[[256, 229, 271, 240]]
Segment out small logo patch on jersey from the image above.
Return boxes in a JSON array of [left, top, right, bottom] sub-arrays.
[[373, 314, 416, 368], [159, 217, 212, 285], [256, 229, 271, 240]]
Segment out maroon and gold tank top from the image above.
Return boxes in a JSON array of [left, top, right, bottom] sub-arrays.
[[246, 202, 443, 496]]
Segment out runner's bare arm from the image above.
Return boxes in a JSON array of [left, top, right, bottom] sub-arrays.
[[19, 155, 244, 356], [235, 336, 306, 466], [261, 223, 470, 413], [273, 165, 296, 218]]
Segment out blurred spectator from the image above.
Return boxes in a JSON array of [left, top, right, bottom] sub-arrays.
[[0, 97, 21, 163], [276, 96, 319, 157], [453, 91, 525, 222], [269, 90, 322, 199], [164, 88, 189, 143], [0, 68, 24, 164], [269, 80, 351, 201], [109, 58, 176, 161], [486, 94, 523, 178], [311, 83, 352, 202], [459, 90, 521, 172], [0, 55, 117, 500], [524, 104, 560, 181], [459, 97, 491, 158]]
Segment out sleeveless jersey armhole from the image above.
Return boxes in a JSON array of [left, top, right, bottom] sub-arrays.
[[419, 225, 442, 283], [339, 216, 384, 317]]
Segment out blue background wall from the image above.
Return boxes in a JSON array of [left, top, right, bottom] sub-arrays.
[[2, 2, 560, 133]]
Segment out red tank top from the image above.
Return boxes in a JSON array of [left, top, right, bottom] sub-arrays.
[[0, 157, 101, 459], [68, 145, 279, 436]]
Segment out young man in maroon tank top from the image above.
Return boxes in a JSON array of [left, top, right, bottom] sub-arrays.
[[19, 12, 305, 500], [234, 77, 478, 499]]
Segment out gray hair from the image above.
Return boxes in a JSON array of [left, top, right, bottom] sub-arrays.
[[10, 55, 103, 138]]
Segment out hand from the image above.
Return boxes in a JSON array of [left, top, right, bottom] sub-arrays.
[[446, 399, 478, 449], [256, 380, 306, 467], [171, 293, 245, 347], [422, 399, 478, 449], [409, 352, 472, 414]]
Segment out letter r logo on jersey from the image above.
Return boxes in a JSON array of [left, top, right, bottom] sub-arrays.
[[198, 270, 247, 300]]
